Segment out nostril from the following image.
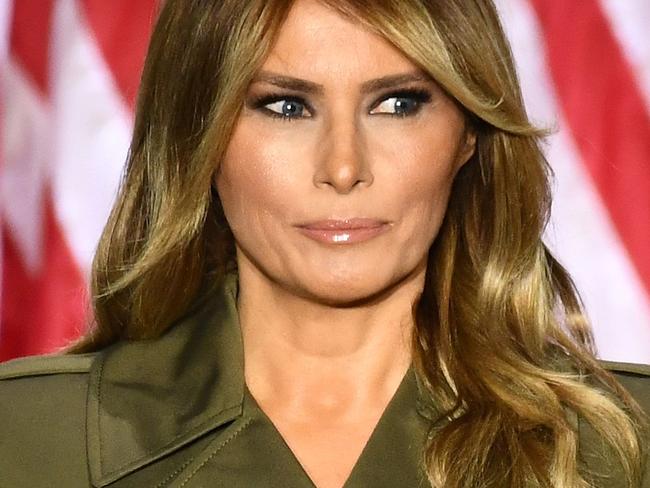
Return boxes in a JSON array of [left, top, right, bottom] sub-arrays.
[[313, 153, 373, 193], [316, 170, 370, 194]]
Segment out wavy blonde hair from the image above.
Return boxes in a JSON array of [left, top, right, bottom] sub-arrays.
[[69, 0, 647, 486]]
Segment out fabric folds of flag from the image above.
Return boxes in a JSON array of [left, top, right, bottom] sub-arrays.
[[0, 0, 156, 361]]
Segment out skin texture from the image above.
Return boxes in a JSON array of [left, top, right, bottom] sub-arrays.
[[215, 0, 475, 486]]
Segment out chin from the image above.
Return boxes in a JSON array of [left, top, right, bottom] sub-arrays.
[[237, 243, 426, 307], [290, 266, 410, 308]]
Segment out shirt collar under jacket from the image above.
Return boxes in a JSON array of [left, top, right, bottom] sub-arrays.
[[86, 272, 438, 487]]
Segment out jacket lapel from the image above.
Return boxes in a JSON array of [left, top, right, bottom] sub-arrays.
[[341, 365, 432, 487], [85, 271, 440, 487], [86, 273, 246, 487]]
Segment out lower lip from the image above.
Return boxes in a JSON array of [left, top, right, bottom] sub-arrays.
[[296, 224, 390, 244]]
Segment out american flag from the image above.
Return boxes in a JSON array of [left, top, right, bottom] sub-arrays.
[[1, 0, 648, 363]]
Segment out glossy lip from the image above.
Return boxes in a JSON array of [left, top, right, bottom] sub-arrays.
[[295, 218, 391, 244]]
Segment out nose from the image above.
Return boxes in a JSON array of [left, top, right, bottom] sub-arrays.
[[313, 116, 373, 194]]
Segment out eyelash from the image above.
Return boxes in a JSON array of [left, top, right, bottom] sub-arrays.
[[250, 88, 432, 122]]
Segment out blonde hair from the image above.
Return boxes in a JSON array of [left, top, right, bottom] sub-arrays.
[[68, 0, 647, 485]]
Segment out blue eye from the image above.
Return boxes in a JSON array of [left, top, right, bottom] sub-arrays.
[[269, 100, 305, 117], [370, 89, 431, 117], [251, 95, 312, 121], [250, 88, 432, 122]]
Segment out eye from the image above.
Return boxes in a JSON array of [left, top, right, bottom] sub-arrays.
[[250, 94, 312, 121], [369, 89, 432, 117], [249, 88, 433, 121]]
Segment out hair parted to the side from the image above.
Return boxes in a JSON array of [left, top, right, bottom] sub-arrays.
[[67, 0, 647, 486]]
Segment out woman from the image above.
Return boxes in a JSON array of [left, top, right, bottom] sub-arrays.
[[0, 0, 648, 486]]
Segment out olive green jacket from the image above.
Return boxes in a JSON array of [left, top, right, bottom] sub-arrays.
[[1, 273, 649, 487]]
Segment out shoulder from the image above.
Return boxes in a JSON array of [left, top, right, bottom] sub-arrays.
[[0, 352, 96, 408], [0, 351, 96, 379], [600, 360, 650, 377], [579, 360, 650, 487], [0, 351, 96, 405], [0, 352, 98, 487], [600, 360, 650, 413]]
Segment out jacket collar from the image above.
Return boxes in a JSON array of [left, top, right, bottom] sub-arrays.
[[86, 272, 437, 487], [86, 272, 244, 487]]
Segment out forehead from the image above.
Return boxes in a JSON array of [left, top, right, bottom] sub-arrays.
[[262, 0, 419, 80]]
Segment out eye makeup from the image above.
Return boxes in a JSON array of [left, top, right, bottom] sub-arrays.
[[249, 93, 314, 120], [369, 88, 432, 117], [247, 87, 433, 122]]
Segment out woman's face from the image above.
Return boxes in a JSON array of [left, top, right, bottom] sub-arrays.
[[216, 0, 475, 304]]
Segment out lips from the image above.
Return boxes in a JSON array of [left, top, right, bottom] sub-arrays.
[[296, 218, 388, 230], [295, 218, 391, 244]]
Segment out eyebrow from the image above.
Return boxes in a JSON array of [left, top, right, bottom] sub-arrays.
[[250, 69, 434, 95]]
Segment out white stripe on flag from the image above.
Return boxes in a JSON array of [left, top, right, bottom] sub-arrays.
[[0, 1, 12, 61], [496, 0, 650, 363], [0, 0, 14, 329], [598, 0, 650, 111], [50, 0, 133, 274], [1, 60, 50, 274]]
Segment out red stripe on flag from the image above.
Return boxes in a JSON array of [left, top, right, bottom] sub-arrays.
[[0, 190, 88, 361], [530, 0, 650, 296], [80, 0, 158, 109], [10, 0, 55, 94]]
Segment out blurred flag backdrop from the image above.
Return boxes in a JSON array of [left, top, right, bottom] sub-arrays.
[[1, 0, 649, 363]]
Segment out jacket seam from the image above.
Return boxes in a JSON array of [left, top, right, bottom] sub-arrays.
[[0, 367, 91, 379], [97, 357, 106, 474], [85, 363, 94, 486], [176, 416, 254, 487], [155, 458, 194, 488], [0, 353, 96, 379], [599, 360, 650, 377], [98, 404, 243, 483]]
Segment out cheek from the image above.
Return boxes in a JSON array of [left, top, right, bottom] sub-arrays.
[[378, 125, 464, 222], [416, 142, 461, 204], [216, 119, 303, 231], [397, 167, 456, 244]]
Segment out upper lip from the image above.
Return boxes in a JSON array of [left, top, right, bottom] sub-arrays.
[[296, 218, 389, 230]]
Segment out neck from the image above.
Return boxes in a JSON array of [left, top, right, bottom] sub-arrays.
[[236, 259, 425, 415]]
